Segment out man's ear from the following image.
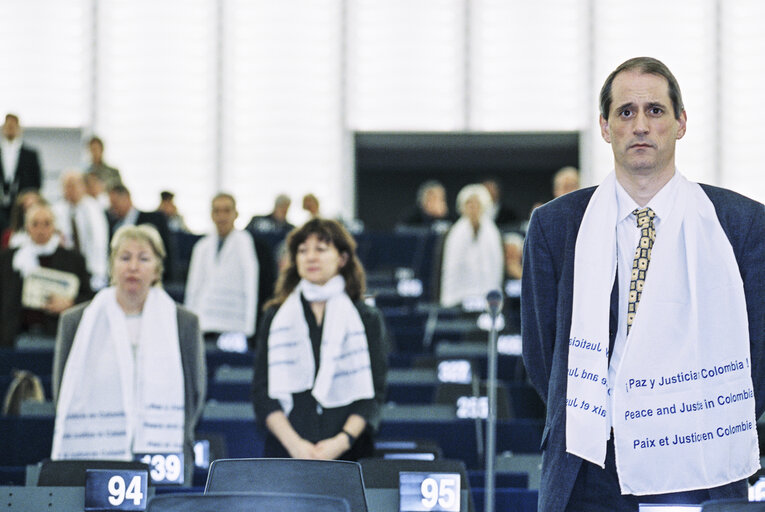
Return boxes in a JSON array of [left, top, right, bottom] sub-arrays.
[[599, 115, 611, 143], [676, 110, 687, 140]]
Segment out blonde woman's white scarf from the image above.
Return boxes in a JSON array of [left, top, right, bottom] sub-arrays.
[[268, 275, 375, 416], [51, 287, 184, 460], [567, 172, 758, 495]]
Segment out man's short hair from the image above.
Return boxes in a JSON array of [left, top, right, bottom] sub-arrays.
[[89, 136, 104, 148], [599, 56, 684, 120], [274, 194, 291, 207], [417, 180, 445, 207], [109, 184, 131, 197], [160, 191, 174, 201], [5, 113, 19, 124], [212, 192, 236, 209]]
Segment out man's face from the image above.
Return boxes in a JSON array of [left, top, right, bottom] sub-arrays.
[[2, 116, 20, 140], [89, 141, 103, 163], [212, 197, 237, 237], [63, 176, 85, 204], [27, 207, 55, 245], [109, 192, 132, 218], [599, 71, 687, 178], [423, 187, 447, 218]]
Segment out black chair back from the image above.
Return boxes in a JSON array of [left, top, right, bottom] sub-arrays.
[[204, 458, 367, 512]]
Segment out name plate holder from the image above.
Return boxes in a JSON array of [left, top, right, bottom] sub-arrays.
[[399, 472, 460, 512], [85, 469, 148, 511]]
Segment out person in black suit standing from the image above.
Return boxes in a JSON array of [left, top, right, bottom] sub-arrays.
[[0, 114, 42, 232], [108, 184, 174, 281]]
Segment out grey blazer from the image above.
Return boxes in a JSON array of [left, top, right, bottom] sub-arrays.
[[52, 300, 207, 486], [521, 184, 765, 511]]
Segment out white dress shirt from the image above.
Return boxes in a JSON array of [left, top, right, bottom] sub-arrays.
[[608, 171, 680, 425]]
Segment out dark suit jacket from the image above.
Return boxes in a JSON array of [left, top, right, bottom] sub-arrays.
[[109, 209, 175, 281], [521, 184, 765, 511], [0, 246, 93, 347], [0, 145, 42, 229]]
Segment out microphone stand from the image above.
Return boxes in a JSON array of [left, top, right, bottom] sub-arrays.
[[484, 290, 502, 512]]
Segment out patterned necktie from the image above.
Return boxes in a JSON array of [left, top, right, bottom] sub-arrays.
[[70, 210, 81, 252], [627, 207, 656, 333]]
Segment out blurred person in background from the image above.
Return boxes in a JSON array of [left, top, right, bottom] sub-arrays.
[[302, 193, 321, 219], [246, 193, 294, 235], [108, 184, 173, 281], [398, 180, 452, 230], [52, 224, 205, 485], [84, 172, 110, 210], [157, 191, 189, 233], [440, 184, 503, 307], [54, 170, 109, 290], [552, 166, 580, 198], [503, 232, 524, 280], [252, 218, 388, 461], [482, 178, 519, 228], [1, 188, 42, 249], [0, 114, 42, 233], [185, 193, 258, 351], [85, 136, 122, 191], [0, 202, 92, 347]]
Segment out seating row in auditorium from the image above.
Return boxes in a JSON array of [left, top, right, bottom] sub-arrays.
[[1, 456, 541, 512]]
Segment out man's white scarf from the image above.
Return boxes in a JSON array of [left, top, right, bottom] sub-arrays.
[[567, 172, 758, 495], [267, 275, 375, 416], [185, 230, 258, 336], [12, 234, 61, 277], [51, 287, 184, 460]]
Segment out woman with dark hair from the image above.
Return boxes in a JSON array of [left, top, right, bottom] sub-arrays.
[[252, 218, 388, 460]]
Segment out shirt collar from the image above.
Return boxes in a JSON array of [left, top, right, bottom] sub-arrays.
[[615, 170, 681, 225]]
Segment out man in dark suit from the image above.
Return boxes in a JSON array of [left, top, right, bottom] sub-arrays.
[[0, 203, 93, 347], [108, 184, 174, 281], [522, 57, 764, 511], [0, 114, 42, 232]]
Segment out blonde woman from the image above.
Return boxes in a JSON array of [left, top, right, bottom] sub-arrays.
[[440, 184, 504, 307], [52, 224, 205, 485]]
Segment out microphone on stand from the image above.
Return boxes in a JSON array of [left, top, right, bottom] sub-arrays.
[[486, 289, 503, 319], [484, 289, 503, 512]]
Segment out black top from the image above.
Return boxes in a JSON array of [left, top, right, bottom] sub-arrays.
[[252, 295, 389, 460]]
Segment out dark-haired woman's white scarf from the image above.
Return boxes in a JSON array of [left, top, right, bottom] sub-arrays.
[[267, 275, 375, 415]]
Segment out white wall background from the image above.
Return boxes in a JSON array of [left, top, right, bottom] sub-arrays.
[[1, 0, 763, 232]]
